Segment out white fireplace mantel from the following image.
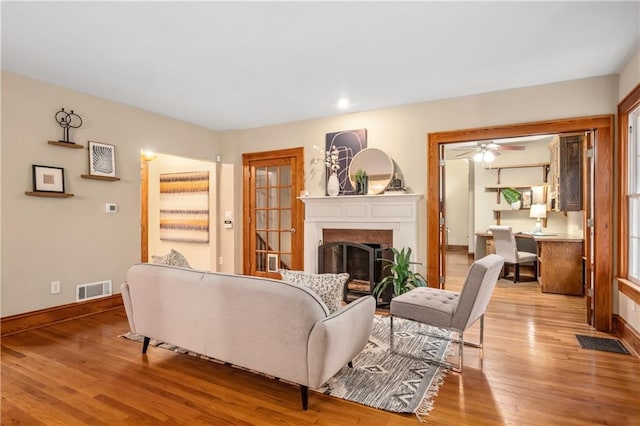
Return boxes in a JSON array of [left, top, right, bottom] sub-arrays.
[[299, 193, 422, 273]]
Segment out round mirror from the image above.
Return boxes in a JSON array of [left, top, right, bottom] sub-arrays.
[[348, 148, 394, 194]]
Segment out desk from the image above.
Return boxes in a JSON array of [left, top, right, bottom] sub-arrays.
[[475, 232, 584, 295]]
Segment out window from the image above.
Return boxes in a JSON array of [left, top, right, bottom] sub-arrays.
[[628, 107, 640, 283], [618, 84, 640, 288]]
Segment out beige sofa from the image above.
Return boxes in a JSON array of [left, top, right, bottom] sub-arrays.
[[121, 263, 376, 409]]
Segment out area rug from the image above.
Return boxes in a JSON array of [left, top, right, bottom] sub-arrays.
[[576, 334, 630, 355], [121, 315, 452, 420]]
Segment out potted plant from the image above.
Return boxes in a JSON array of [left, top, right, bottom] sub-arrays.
[[354, 169, 368, 195], [502, 187, 522, 210], [372, 247, 427, 300]]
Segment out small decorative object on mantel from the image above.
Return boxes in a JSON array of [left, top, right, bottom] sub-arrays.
[[355, 169, 368, 195], [325, 147, 340, 196], [54, 108, 83, 145], [88, 141, 116, 178]]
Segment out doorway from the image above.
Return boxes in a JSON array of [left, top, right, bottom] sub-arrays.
[[140, 152, 221, 271], [427, 115, 614, 331], [242, 147, 305, 279]]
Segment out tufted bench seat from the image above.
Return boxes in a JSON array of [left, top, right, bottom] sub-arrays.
[[389, 254, 504, 372]]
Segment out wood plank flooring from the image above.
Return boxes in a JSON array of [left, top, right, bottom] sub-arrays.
[[2, 253, 639, 425]]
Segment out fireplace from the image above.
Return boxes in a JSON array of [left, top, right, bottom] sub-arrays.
[[318, 241, 393, 304], [300, 194, 422, 278]]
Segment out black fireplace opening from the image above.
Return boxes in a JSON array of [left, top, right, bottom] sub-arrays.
[[318, 241, 393, 305]]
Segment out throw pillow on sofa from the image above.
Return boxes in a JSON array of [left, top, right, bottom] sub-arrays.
[[151, 249, 192, 269], [279, 270, 348, 314]]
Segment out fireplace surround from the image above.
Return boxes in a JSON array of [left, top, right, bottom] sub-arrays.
[[300, 193, 422, 276]]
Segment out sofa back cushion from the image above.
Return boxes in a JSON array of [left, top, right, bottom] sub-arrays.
[[126, 263, 206, 353], [279, 270, 348, 314], [199, 272, 328, 385]]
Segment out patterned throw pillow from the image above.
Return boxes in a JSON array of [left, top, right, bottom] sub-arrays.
[[151, 249, 192, 269], [279, 270, 348, 314]]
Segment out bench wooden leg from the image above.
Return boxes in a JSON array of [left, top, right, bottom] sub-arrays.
[[300, 385, 308, 410], [142, 336, 150, 354]]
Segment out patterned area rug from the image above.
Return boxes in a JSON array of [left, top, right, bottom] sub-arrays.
[[121, 315, 451, 419]]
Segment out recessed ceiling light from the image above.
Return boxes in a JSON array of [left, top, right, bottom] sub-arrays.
[[337, 98, 349, 109]]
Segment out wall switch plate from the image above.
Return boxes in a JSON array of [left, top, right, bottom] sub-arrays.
[[51, 281, 61, 294]]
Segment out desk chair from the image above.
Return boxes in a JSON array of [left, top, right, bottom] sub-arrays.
[[390, 254, 504, 372], [489, 225, 537, 282]]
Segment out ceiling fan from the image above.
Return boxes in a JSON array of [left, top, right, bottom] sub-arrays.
[[452, 141, 526, 162]]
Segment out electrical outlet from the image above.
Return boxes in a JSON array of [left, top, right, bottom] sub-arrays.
[[51, 281, 61, 294]]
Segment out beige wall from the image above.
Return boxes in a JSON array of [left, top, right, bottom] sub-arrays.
[[1, 72, 220, 316], [221, 75, 619, 273], [619, 49, 640, 101], [445, 159, 470, 246]]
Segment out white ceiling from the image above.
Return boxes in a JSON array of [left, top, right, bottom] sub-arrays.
[[2, 2, 638, 131]]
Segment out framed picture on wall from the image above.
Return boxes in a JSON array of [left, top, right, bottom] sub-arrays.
[[88, 141, 116, 177], [521, 190, 532, 209], [32, 165, 65, 193]]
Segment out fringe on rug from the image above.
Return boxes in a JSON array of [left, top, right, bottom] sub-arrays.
[[414, 366, 449, 422]]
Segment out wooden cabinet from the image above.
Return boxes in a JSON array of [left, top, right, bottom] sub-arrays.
[[548, 135, 583, 211], [537, 239, 583, 295]]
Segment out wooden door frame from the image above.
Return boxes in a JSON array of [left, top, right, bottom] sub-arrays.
[[427, 115, 614, 331], [242, 147, 305, 275]]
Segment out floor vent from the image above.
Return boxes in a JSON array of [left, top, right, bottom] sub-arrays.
[[76, 280, 112, 302]]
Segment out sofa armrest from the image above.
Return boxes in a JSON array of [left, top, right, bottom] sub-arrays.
[[307, 295, 376, 388], [120, 282, 137, 333]]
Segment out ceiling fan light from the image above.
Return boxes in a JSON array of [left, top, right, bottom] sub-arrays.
[[473, 152, 483, 162], [484, 151, 495, 162]]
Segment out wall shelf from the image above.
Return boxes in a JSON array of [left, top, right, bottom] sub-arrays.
[[48, 141, 83, 149], [81, 174, 120, 181], [484, 162, 549, 184], [25, 191, 74, 198]]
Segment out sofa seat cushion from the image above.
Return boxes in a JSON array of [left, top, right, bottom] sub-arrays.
[[279, 270, 348, 314]]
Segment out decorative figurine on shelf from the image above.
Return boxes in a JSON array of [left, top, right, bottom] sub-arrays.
[[55, 108, 83, 144]]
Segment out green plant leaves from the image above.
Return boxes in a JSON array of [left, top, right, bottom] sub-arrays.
[[373, 247, 427, 299]]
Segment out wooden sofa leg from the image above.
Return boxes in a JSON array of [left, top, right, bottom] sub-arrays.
[[348, 361, 353, 368], [300, 385, 309, 410], [142, 336, 150, 354]]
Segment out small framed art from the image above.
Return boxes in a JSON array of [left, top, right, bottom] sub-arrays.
[[89, 141, 116, 177], [521, 190, 532, 209], [32, 165, 65, 193], [267, 254, 279, 273]]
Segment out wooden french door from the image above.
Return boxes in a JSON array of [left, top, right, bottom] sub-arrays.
[[428, 116, 614, 331], [242, 148, 305, 278]]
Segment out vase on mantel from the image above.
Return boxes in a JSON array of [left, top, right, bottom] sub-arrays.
[[327, 172, 340, 196]]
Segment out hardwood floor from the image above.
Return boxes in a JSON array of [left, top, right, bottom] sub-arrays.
[[2, 253, 639, 425]]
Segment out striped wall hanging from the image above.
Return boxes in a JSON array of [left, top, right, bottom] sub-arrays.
[[159, 171, 210, 243]]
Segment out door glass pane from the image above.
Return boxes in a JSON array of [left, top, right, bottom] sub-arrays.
[[268, 210, 279, 229], [281, 231, 291, 254], [268, 166, 278, 187], [256, 231, 267, 250], [280, 209, 291, 230], [280, 187, 291, 208], [268, 188, 278, 207], [256, 188, 267, 209], [256, 210, 267, 230], [268, 231, 279, 251], [255, 252, 266, 272], [256, 167, 267, 187], [280, 165, 291, 186], [280, 254, 292, 270]]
